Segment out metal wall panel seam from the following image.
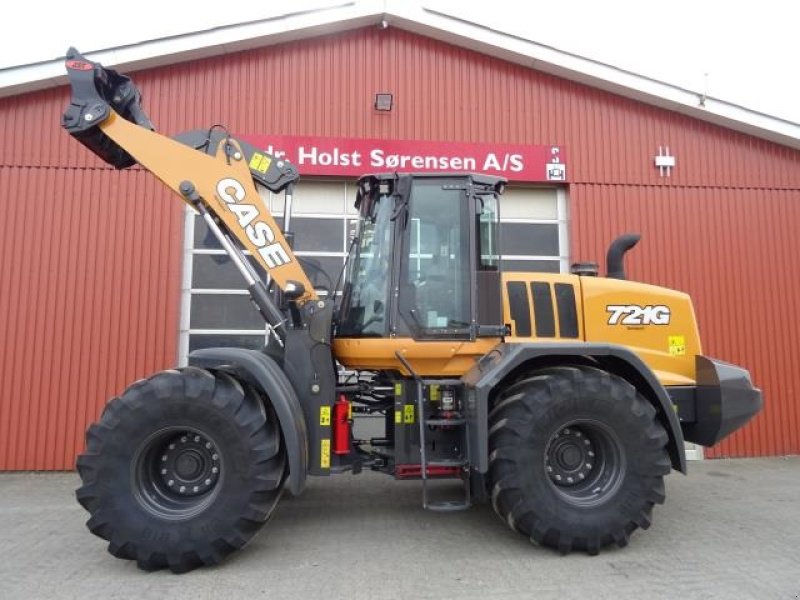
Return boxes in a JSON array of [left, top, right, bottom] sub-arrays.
[[0, 169, 13, 468]]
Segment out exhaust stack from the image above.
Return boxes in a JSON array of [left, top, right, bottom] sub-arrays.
[[606, 233, 641, 280]]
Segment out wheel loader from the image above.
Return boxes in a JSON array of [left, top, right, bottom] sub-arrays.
[[62, 49, 762, 573]]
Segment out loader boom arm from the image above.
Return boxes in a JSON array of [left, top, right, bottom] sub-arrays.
[[61, 48, 316, 306]]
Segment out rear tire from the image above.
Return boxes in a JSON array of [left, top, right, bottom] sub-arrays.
[[76, 367, 286, 573], [488, 366, 670, 554]]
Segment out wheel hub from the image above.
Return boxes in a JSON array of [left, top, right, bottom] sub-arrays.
[[158, 432, 220, 497], [175, 453, 202, 479], [545, 427, 595, 487]]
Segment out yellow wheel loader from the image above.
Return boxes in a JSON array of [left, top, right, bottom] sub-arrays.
[[62, 49, 762, 573]]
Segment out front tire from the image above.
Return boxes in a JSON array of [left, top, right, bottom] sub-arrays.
[[76, 367, 286, 573], [488, 366, 670, 554]]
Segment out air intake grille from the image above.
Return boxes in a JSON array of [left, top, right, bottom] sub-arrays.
[[506, 280, 579, 339]]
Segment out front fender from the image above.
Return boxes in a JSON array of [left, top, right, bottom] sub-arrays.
[[189, 348, 308, 495]]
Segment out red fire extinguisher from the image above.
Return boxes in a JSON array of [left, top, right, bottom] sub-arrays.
[[333, 395, 351, 455]]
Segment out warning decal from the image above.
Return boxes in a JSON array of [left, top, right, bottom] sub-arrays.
[[249, 152, 272, 174], [668, 335, 686, 356], [320, 406, 331, 426], [321, 439, 331, 469]]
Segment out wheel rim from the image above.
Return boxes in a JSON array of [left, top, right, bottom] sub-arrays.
[[132, 427, 223, 520], [544, 420, 625, 507]]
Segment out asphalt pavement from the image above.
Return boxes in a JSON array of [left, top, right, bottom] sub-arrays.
[[1, 457, 798, 600]]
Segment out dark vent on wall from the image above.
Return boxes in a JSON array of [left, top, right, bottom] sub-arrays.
[[506, 281, 531, 337], [531, 282, 556, 337], [554, 283, 579, 338]]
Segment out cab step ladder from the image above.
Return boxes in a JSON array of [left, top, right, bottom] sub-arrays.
[[396, 353, 471, 512]]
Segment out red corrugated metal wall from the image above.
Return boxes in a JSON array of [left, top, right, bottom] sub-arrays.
[[0, 167, 184, 469], [0, 26, 797, 468]]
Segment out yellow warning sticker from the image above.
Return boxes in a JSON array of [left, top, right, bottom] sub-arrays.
[[320, 439, 330, 469], [403, 404, 415, 424], [429, 384, 440, 402], [395, 410, 402, 424], [668, 335, 686, 356], [394, 383, 403, 396], [249, 152, 272, 174], [320, 406, 331, 426]]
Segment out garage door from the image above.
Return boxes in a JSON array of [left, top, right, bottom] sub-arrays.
[[178, 181, 567, 363], [500, 186, 568, 273]]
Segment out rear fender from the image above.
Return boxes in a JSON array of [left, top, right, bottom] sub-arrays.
[[463, 343, 687, 475], [189, 348, 308, 495]]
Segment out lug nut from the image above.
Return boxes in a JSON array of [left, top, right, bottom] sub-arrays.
[[179, 486, 186, 493], [161, 455, 167, 462], [169, 443, 175, 450], [586, 463, 593, 470], [168, 479, 174, 487], [161, 469, 167, 475], [193, 486, 199, 493], [212, 454, 218, 461], [588, 451, 595, 457], [567, 477, 574, 483], [181, 436, 187, 443], [194, 435, 200, 442], [212, 467, 219, 474], [555, 474, 562, 481], [206, 442, 212, 449], [205, 478, 212, 486]]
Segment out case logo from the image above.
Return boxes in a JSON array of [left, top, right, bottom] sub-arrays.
[[216, 177, 291, 269], [606, 304, 671, 326]]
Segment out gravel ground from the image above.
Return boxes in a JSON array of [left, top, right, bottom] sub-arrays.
[[1, 457, 798, 600]]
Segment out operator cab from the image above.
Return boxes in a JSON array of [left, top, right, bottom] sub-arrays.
[[338, 173, 507, 340]]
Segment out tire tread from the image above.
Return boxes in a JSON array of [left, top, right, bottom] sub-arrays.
[[75, 367, 286, 573], [488, 365, 670, 555]]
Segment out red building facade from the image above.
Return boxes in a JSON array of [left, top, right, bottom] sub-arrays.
[[1, 27, 798, 469]]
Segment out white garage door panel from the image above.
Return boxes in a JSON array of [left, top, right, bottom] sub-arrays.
[[263, 179, 353, 215], [501, 187, 559, 220]]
